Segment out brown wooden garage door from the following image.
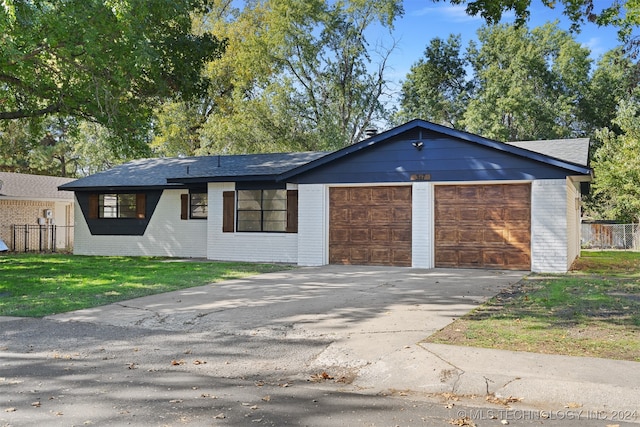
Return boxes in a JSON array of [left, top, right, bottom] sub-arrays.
[[435, 184, 531, 270], [329, 186, 412, 266]]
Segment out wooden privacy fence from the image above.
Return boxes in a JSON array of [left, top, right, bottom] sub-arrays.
[[581, 223, 639, 250], [2, 225, 73, 253]]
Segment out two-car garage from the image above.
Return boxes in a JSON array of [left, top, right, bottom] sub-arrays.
[[328, 183, 532, 270]]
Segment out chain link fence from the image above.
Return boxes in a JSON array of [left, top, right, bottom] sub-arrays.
[[581, 223, 640, 250]]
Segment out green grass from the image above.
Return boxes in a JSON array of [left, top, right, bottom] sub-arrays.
[[426, 251, 640, 362], [0, 254, 291, 317]]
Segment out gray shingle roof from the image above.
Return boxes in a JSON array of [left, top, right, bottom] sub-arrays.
[[59, 152, 328, 190], [505, 138, 590, 166], [0, 172, 74, 200]]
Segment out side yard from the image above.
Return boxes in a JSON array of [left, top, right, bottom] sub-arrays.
[[427, 251, 640, 361], [0, 254, 290, 317]]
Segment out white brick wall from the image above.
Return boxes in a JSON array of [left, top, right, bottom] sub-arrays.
[[206, 183, 298, 263], [297, 184, 327, 266], [74, 190, 207, 257], [531, 179, 567, 273], [412, 182, 433, 268], [566, 178, 581, 269]]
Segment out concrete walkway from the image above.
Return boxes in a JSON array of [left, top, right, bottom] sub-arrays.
[[3, 265, 639, 425]]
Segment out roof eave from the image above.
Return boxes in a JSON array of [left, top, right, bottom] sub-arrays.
[[167, 174, 280, 184]]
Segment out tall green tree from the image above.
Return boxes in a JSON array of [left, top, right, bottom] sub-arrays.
[[152, 0, 403, 156], [396, 34, 472, 127], [464, 23, 592, 141], [591, 95, 640, 222], [1, 0, 225, 155]]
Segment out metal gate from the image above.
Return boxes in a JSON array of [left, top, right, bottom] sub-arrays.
[[8, 225, 73, 253]]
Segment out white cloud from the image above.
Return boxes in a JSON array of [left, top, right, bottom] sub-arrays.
[[411, 4, 482, 23]]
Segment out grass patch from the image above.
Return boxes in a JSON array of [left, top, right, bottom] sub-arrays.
[[0, 254, 291, 317], [426, 251, 640, 362]]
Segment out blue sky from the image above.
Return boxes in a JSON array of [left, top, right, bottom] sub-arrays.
[[372, 0, 630, 95]]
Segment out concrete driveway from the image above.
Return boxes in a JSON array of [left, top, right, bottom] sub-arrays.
[[50, 265, 522, 358], [1, 266, 530, 426]]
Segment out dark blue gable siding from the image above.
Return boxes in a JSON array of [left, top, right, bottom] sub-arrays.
[[291, 130, 573, 184]]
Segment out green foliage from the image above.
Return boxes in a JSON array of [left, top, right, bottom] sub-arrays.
[[151, 0, 403, 156], [463, 23, 592, 141], [592, 95, 640, 222], [0, 254, 289, 317], [1, 0, 225, 154], [396, 35, 472, 127], [399, 22, 597, 142]]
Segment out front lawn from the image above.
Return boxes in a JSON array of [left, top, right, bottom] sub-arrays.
[[426, 251, 640, 362], [0, 254, 291, 317]]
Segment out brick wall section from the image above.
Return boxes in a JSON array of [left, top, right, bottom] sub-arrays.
[[566, 178, 581, 269], [0, 200, 54, 246], [412, 182, 432, 268], [297, 184, 327, 266], [531, 179, 568, 273], [73, 190, 207, 257], [207, 182, 299, 263]]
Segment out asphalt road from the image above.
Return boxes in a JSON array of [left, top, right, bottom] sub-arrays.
[[2, 266, 638, 426]]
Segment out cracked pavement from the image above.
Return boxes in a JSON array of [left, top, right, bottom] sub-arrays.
[[2, 265, 639, 426]]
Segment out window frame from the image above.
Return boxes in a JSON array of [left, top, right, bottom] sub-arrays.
[[189, 191, 208, 219], [236, 189, 288, 233], [97, 193, 145, 219]]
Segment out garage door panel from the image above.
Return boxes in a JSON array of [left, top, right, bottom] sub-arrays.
[[392, 249, 412, 265], [458, 249, 482, 266], [459, 186, 481, 200], [330, 186, 411, 267], [505, 208, 530, 221], [350, 228, 370, 242], [370, 248, 391, 264], [349, 207, 370, 222], [330, 208, 349, 222], [459, 228, 483, 242], [330, 229, 349, 242], [351, 188, 372, 202], [460, 207, 482, 221], [393, 186, 412, 201], [371, 228, 390, 242], [393, 207, 412, 221], [372, 187, 392, 202], [349, 247, 368, 262], [330, 188, 349, 202], [435, 184, 531, 270], [372, 207, 393, 222], [436, 206, 459, 220]]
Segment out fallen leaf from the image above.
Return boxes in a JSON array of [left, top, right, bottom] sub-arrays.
[[193, 360, 206, 365], [501, 420, 509, 425], [486, 394, 522, 405], [5, 408, 16, 412], [250, 405, 259, 410], [213, 413, 226, 419], [309, 372, 334, 382], [262, 395, 271, 402], [444, 403, 454, 409], [171, 360, 185, 366], [31, 401, 41, 408], [54, 411, 64, 416], [448, 417, 476, 426], [127, 363, 137, 370], [169, 399, 183, 404]]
